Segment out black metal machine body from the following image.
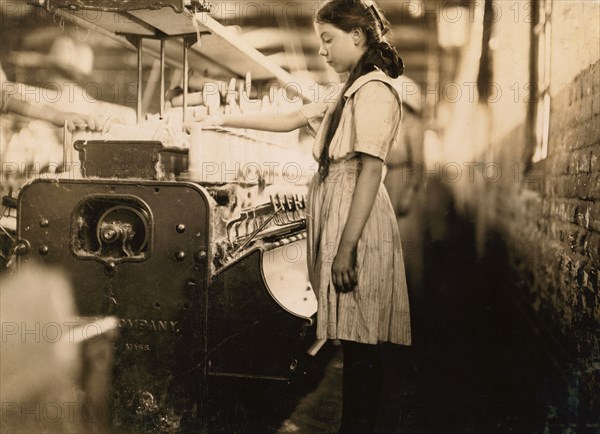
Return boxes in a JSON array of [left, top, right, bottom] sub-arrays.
[[15, 140, 315, 432]]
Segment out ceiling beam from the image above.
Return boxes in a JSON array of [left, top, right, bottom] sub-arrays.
[[240, 24, 430, 52]]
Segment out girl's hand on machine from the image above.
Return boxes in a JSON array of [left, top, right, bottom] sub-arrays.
[[197, 114, 225, 127], [53, 112, 102, 132], [183, 114, 225, 133]]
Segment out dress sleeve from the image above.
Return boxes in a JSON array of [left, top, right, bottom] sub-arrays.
[[300, 100, 329, 137], [352, 81, 401, 161]]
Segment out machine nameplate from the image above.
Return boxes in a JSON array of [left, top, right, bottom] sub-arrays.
[[121, 343, 152, 352], [119, 318, 179, 333]]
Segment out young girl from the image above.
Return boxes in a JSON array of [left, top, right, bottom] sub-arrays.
[[199, 1, 411, 432]]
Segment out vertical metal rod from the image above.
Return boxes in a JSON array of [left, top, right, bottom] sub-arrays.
[[137, 38, 143, 123], [160, 38, 166, 119], [63, 121, 69, 171], [183, 39, 189, 125]]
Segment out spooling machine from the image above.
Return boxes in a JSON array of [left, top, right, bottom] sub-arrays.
[[9, 1, 319, 431], [15, 138, 318, 431]]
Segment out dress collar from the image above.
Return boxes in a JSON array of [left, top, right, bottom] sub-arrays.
[[343, 70, 395, 99]]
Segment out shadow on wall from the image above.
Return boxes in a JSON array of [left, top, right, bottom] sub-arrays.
[[382, 177, 582, 433], [480, 229, 599, 433]]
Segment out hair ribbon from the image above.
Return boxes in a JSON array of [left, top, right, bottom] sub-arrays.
[[361, 0, 388, 35]]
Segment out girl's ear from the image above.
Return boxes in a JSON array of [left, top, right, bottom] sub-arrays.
[[352, 28, 363, 45]]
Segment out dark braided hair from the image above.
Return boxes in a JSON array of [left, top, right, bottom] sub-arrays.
[[316, 0, 404, 180]]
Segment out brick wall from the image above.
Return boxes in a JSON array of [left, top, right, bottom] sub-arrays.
[[472, 59, 600, 429]]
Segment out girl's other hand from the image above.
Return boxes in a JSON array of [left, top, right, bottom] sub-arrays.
[[331, 245, 358, 293], [54, 112, 101, 132], [196, 114, 225, 128], [183, 115, 225, 133]]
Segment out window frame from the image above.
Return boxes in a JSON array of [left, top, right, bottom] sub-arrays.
[[528, 0, 553, 164]]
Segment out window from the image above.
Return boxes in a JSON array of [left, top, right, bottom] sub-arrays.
[[529, 0, 552, 163]]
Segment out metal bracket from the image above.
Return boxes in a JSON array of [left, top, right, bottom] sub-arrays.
[[119, 32, 207, 123]]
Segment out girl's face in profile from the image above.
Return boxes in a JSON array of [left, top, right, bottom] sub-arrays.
[[315, 22, 365, 74]]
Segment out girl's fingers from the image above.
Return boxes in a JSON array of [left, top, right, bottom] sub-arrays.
[[182, 122, 195, 133], [85, 116, 96, 131], [330, 268, 357, 292], [333, 272, 346, 293], [341, 272, 353, 293], [349, 268, 357, 285]]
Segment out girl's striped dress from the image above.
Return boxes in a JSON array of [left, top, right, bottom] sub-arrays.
[[301, 70, 412, 346]]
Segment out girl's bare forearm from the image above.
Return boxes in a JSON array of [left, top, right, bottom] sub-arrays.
[[338, 154, 383, 250], [7, 97, 60, 124], [220, 110, 308, 132]]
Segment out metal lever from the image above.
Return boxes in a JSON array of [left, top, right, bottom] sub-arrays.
[[230, 208, 282, 256], [63, 120, 71, 172]]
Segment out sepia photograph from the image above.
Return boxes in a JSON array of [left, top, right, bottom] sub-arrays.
[[0, 0, 598, 433]]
